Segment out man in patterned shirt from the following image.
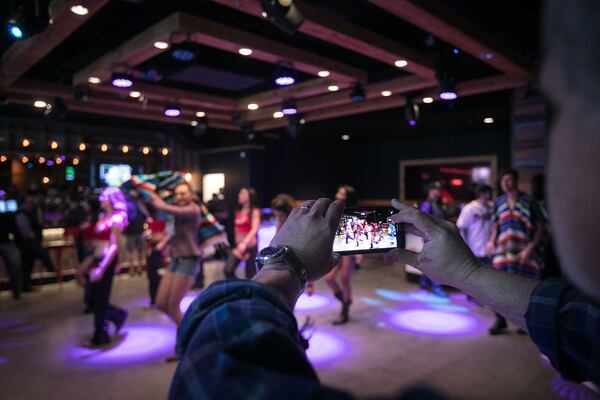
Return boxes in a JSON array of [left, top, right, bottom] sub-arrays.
[[485, 169, 546, 334]]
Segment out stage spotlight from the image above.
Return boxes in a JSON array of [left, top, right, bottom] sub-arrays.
[[44, 98, 66, 119], [437, 69, 458, 100], [111, 72, 133, 88], [260, 0, 304, 35], [7, 0, 50, 40], [281, 100, 297, 115], [192, 117, 209, 138], [286, 114, 302, 139], [404, 97, 420, 126], [242, 126, 256, 142], [350, 83, 365, 102], [74, 84, 91, 103], [171, 42, 197, 62], [274, 65, 296, 86], [164, 104, 181, 117]]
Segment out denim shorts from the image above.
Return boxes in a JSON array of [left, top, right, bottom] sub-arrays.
[[168, 257, 200, 278]]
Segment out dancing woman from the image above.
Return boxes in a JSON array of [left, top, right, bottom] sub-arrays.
[[77, 187, 129, 346], [224, 188, 261, 279], [325, 184, 358, 325]]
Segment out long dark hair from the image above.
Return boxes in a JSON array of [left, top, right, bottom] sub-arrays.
[[338, 184, 357, 207], [239, 187, 259, 210]]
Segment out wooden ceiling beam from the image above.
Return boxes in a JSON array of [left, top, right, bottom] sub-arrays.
[[90, 82, 237, 112], [368, 0, 534, 80], [0, 0, 110, 89], [8, 81, 238, 128], [179, 13, 367, 83], [237, 78, 352, 111], [254, 74, 526, 131], [74, 11, 366, 100], [210, 0, 436, 79], [244, 76, 436, 123]]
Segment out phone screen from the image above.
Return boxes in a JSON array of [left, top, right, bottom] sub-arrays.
[[333, 207, 403, 255]]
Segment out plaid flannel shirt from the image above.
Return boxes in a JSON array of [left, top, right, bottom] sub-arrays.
[[526, 278, 600, 385]]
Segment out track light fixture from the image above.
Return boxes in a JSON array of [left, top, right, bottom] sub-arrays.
[[7, 0, 50, 40], [260, 0, 304, 35], [404, 97, 420, 126]]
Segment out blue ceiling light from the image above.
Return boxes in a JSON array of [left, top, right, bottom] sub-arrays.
[[350, 83, 366, 102], [171, 42, 197, 62], [164, 104, 181, 117], [8, 23, 23, 39]]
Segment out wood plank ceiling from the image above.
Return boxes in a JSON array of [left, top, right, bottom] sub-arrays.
[[0, 0, 533, 132]]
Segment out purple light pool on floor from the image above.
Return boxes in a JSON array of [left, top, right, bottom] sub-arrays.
[[0, 319, 24, 329], [179, 292, 201, 314], [305, 331, 347, 367], [66, 325, 174, 365], [295, 293, 332, 312], [389, 310, 481, 336]]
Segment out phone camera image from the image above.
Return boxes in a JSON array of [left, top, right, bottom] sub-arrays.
[[333, 207, 402, 255]]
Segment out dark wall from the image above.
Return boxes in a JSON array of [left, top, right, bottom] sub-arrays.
[[262, 129, 510, 202]]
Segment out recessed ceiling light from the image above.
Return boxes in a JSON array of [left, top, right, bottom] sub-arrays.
[[195, 111, 205, 118], [153, 41, 169, 50], [70, 5, 89, 16], [273, 111, 284, 119], [299, 118, 306, 125], [422, 97, 434, 104], [318, 70, 330, 78], [129, 91, 141, 98], [394, 60, 408, 68], [483, 117, 494, 124], [239, 48, 253, 56], [191, 120, 198, 127], [34, 100, 47, 108], [247, 103, 259, 110], [88, 76, 101, 84], [261, 11, 268, 18], [381, 90, 392, 97], [328, 85, 339, 92], [341, 134, 350, 141]]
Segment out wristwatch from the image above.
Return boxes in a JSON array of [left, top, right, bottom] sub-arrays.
[[255, 245, 308, 291]]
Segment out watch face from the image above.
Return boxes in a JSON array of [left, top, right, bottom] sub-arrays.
[[259, 245, 285, 258]]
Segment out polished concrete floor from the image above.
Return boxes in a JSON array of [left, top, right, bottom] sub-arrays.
[[0, 256, 567, 399]]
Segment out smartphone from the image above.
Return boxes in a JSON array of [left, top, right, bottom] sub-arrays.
[[333, 207, 404, 255]]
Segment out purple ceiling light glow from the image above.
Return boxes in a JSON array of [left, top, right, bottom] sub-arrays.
[[275, 76, 295, 86], [305, 331, 348, 367], [408, 120, 416, 126], [164, 105, 181, 117], [439, 91, 458, 100], [389, 309, 481, 336], [111, 73, 133, 88], [65, 325, 174, 365], [281, 101, 298, 115], [295, 293, 332, 312]]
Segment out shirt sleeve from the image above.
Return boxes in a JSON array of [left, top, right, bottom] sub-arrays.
[[525, 278, 600, 385], [170, 280, 353, 400], [456, 204, 472, 229]]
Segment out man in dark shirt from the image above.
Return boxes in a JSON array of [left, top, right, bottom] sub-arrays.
[[15, 195, 55, 291]]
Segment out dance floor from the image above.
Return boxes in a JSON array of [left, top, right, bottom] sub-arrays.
[[0, 256, 565, 399]]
